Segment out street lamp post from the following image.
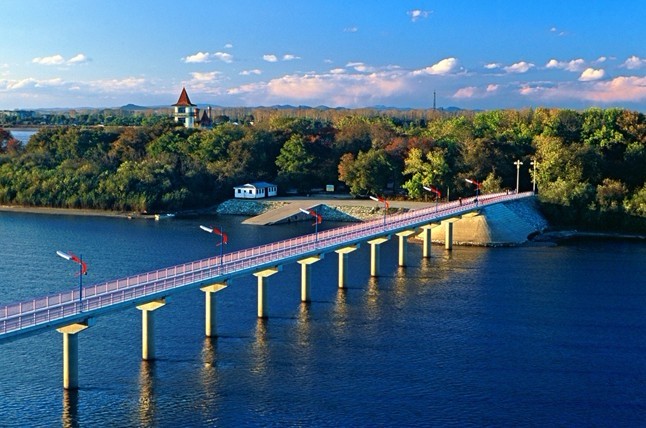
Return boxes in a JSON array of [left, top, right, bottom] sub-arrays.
[[514, 160, 523, 193], [200, 225, 228, 273], [369, 195, 389, 227], [423, 185, 442, 212], [299, 208, 322, 244], [530, 159, 538, 193], [56, 251, 88, 312], [464, 178, 481, 205]]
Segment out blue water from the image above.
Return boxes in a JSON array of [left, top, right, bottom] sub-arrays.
[[5, 129, 38, 145], [0, 212, 645, 427]]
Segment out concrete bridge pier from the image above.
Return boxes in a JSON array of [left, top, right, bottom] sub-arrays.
[[419, 224, 437, 258], [368, 236, 391, 277], [253, 267, 281, 318], [442, 221, 454, 250], [56, 321, 91, 390], [298, 255, 323, 302], [396, 230, 416, 267], [335, 245, 359, 288], [201, 282, 228, 337], [136, 299, 166, 361]]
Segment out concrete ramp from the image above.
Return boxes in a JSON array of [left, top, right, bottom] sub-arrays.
[[242, 201, 322, 225], [431, 198, 547, 245]]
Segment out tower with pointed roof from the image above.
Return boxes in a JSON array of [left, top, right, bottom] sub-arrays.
[[173, 87, 199, 128]]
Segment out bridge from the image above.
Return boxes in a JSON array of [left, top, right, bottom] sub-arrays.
[[0, 191, 534, 389]]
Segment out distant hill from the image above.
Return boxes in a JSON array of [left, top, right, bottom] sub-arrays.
[[120, 104, 150, 111]]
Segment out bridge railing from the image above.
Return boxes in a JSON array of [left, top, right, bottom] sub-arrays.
[[0, 192, 533, 336]]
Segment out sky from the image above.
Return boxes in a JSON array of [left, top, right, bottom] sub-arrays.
[[1, 0, 645, 111]]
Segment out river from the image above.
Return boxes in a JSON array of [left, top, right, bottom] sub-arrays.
[[0, 211, 644, 426]]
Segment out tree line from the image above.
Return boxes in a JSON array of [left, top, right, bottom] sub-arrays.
[[0, 107, 645, 231]]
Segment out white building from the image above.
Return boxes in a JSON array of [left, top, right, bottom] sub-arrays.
[[233, 182, 278, 199], [173, 87, 198, 128]]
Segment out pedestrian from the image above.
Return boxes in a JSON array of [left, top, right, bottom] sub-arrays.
[[459, 197, 462, 206]]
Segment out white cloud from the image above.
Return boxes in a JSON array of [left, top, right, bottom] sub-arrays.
[[583, 76, 646, 102], [224, 43, 233, 49], [408, 9, 432, 22], [228, 68, 412, 107], [283, 54, 300, 61], [346, 62, 374, 73], [32, 54, 90, 66], [182, 51, 233, 64], [213, 52, 233, 63], [516, 76, 646, 104], [623, 55, 645, 70], [191, 71, 222, 81], [484, 63, 501, 70], [596, 56, 607, 63], [412, 58, 458, 76], [344, 26, 358, 33], [240, 69, 262, 76], [454, 87, 477, 98], [330, 68, 345, 74], [550, 26, 566, 36], [89, 77, 146, 91], [263, 54, 278, 62], [579, 68, 605, 81], [486, 84, 499, 92], [68, 54, 89, 64], [183, 52, 211, 63], [504, 61, 534, 73], [32, 55, 65, 65], [545, 58, 585, 72]]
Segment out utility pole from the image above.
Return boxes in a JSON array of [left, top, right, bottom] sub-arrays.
[[530, 159, 538, 193]]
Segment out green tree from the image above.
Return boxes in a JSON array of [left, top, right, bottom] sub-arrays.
[[338, 149, 392, 196], [276, 135, 317, 192], [402, 147, 449, 198]]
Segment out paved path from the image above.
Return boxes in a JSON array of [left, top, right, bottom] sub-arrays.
[[242, 196, 436, 225]]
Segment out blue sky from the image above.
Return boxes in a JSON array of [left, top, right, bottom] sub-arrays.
[[1, 0, 644, 111]]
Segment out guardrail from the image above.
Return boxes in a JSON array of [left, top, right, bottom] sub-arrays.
[[0, 192, 533, 339]]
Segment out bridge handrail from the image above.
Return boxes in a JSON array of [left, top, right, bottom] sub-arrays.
[[0, 192, 533, 336]]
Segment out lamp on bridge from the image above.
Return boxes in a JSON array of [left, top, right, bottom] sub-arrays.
[[56, 251, 88, 312], [200, 225, 228, 272], [513, 160, 523, 194], [299, 208, 322, 244], [369, 195, 389, 227], [423, 185, 442, 212], [464, 178, 481, 205]]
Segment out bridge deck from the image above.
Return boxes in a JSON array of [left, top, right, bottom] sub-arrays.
[[0, 192, 534, 342]]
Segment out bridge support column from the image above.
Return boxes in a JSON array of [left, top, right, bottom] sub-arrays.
[[57, 321, 91, 390], [201, 282, 228, 337], [137, 299, 166, 361], [443, 221, 453, 250], [253, 267, 281, 318], [335, 245, 359, 288], [297, 255, 323, 302], [396, 230, 416, 267], [418, 224, 438, 258], [368, 236, 390, 277]]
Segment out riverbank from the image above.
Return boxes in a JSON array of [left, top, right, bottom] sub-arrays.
[[533, 229, 646, 242], [0, 205, 131, 218], [2, 201, 645, 243]]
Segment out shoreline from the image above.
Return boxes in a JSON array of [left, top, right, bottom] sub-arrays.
[[2, 203, 645, 243], [0, 205, 135, 218]]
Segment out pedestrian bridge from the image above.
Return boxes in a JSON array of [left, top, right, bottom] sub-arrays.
[[0, 191, 534, 388]]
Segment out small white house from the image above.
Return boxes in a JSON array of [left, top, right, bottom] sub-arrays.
[[233, 182, 278, 199]]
